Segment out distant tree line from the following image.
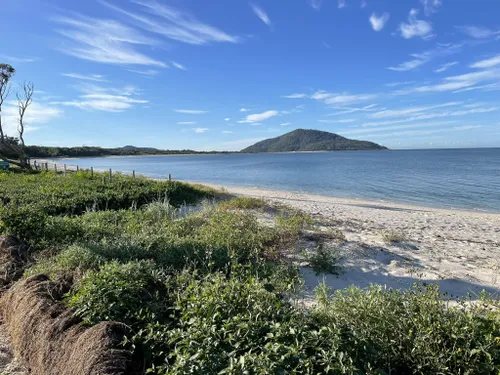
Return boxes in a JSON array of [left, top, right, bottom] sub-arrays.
[[25, 145, 232, 158]]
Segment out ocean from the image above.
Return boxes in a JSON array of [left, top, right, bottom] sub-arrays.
[[59, 148, 500, 212]]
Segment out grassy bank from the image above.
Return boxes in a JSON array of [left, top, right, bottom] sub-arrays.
[[0, 170, 499, 374]]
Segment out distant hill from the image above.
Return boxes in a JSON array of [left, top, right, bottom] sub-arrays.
[[241, 129, 387, 153]]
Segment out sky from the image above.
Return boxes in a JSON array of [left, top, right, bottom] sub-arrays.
[[2, 0, 500, 151]]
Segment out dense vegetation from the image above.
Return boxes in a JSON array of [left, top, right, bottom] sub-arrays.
[[242, 129, 387, 153], [0, 170, 499, 374], [25, 144, 230, 158]]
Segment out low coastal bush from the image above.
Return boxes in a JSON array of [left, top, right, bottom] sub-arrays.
[[0, 171, 214, 241], [381, 229, 407, 244], [308, 244, 342, 275], [218, 196, 266, 210]]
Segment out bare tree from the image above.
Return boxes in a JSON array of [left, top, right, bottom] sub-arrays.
[[17, 82, 34, 148], [0, 64, 16, 142]]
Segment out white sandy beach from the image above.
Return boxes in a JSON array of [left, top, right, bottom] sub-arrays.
[[201, 183, 500, 303]]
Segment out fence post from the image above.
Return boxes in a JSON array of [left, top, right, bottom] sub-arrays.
[[76, 165, 79, 172], [54, 164, 57, 173], [33, 160, 37, 170], [109, 168, 112, 182], [168, 173, 172, 181], [45, 163, 48, 171], [91, 167, 94, 178], [132, 170, 135, 179], [64, 164, 67, 176]]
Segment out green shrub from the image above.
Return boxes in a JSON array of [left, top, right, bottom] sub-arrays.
[[381, 229, 407, 244], [308, 244, 342, 275], [312, 283, 500, 374], [66, 261, 171, 328], [218, 196, 266, 210]]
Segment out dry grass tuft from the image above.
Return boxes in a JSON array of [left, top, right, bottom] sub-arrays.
[[381, 230, 407, 244], [0, 275, 142, 375], [0, 236, 29, 290]]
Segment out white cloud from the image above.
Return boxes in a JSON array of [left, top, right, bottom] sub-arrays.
[[398, 9, 433, 40], [420, 0, 442, 16], [319, 119, 356, 123], [54, 93, 148, 112], [128, 69, 160, 76], [224, 118, 231, 121], [61, 73, 107, 82], [370, 102, 461, 118], [280, 122, 291, 126], [239, 110, 279, 123], [0, 55, 38, 63], [193, 127, 208, 133], [101, 0, 241, 45], [311, 90, 376, 105], [282, 93, 307, 99], [397, 69, 500, 94], [171, 61, 186, 70], [2, 101, 62, 136], [388, 44, 461, 71], [434, 62, 458, 73], [458, 26, 500, 39], [52, 14, 166, 67], [174, 109, 208, 114], [470, 55, 500, 69], [222, 130, 233, 134], [385, 81, 415, 87], [310, 0, 322, 10], [250, 4, 271, 26], [178, 121, 196, 125], [344, 121, 457, 135], [369, 13, 390, 32], [361, 0, 367, 9], [326, 104, 379, 116], [240, 107, 250, 112], [338, 0, 346, 9], [347, 125, 482, 139]]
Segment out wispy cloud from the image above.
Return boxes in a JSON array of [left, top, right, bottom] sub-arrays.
[[171, 61, 186, 70], [396, 69, 500, 94], [370, 102, 461, 118], [239, 110, 278, 123], [250, 3, 271, 26], [398, 9, 433, 40], [282, 93, 307, 99], [54, 93, 148, 112], [224, 118, 231, 121], [311, 90, 376, 106], [178, 121, 196, 125], [385, 81, 415, 87], [222, 130, 233, 134], [128, 69, 160, 76], [343, 120, 457, 135], [388, 44, 461, 71], [52, 14, 166, 67], [326, 104, 379, 116], [62, 73, 107, 82], [345, 125, 482, 139], [280, 122, 291, 126], [319, 119, 357, 123], [338, 0, 346, 9], [470, 54, 500, 69], [310, 0, 322, 11], [193, 127, 208, 133], [101, 0, 241, 45], [420, 0, 442, 16], [3, 101, 62, 135], [434, 62, 458, 73], [458, 26, 500, 39], [0, 55, 38, 63], [174, 109, 208, 114], [369, 13, 390, 32], [240, 107, 251, 112]]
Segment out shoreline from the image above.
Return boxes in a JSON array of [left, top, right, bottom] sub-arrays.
[[201, 182, 500, 300], [187, 181, 500, 218]]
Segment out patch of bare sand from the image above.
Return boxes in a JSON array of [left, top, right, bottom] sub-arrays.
[[201, 183, 500, 304]]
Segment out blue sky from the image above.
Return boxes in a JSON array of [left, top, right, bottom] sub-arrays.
[[3, 0, 500, 150]]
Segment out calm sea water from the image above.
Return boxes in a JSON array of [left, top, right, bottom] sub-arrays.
[[60, 149, 500, 212]]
